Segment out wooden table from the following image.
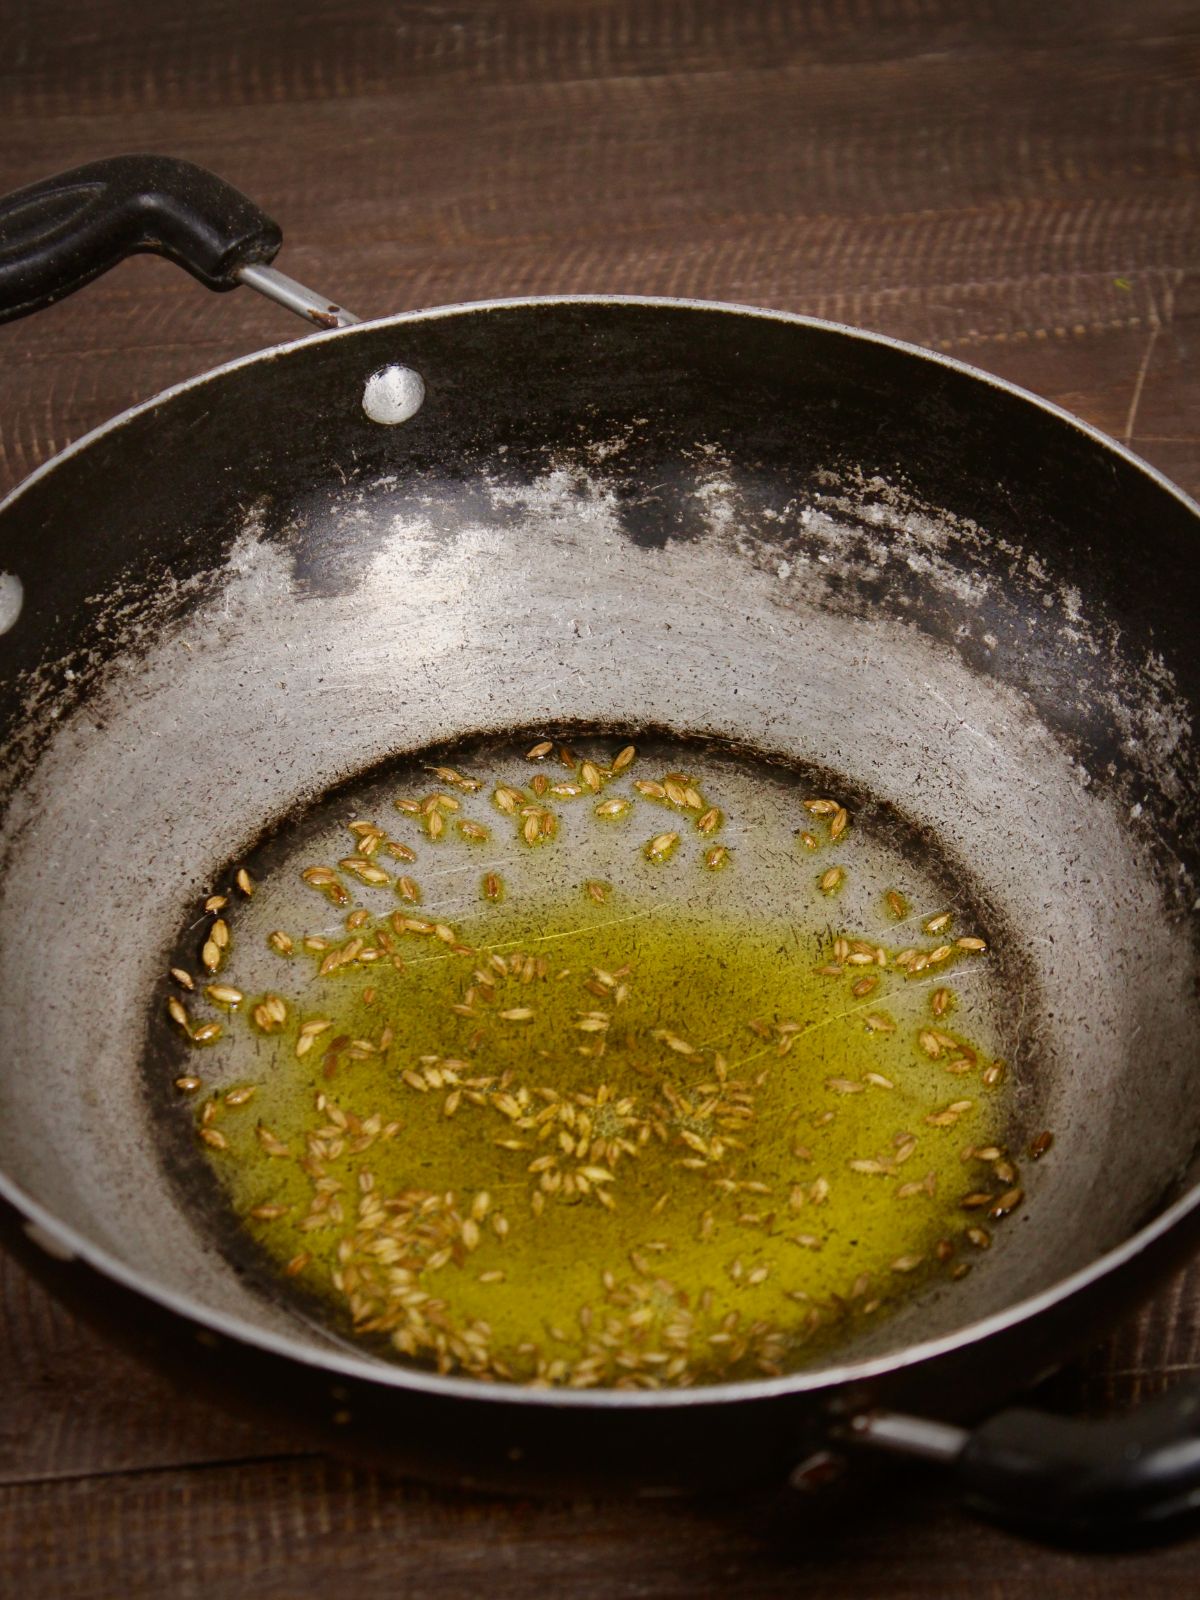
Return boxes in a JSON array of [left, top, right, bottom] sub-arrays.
[[2, 2, 1199, 1592]]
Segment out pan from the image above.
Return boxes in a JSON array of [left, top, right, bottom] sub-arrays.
[[1, 155, 1199, 1545]]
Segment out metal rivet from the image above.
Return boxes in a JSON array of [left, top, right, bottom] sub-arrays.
[[362, 365, 425, 426], [788, 1450, 846, 1493], [23, 1220, 75, 1261], [0, 573, 22, 636]]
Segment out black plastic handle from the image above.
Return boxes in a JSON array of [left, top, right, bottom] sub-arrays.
[[0, 154, 282, 323], [841, 1381, 1200, 1547], [957, 1381, 1200, 1544]]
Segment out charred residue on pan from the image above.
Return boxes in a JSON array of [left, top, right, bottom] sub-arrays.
[[216, 385, 1199, 919], [2, 300, 1197, 911]]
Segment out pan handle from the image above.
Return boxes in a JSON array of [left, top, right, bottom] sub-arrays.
[[0, 154, 359, 329], [842, 1388, 1200, 1544]]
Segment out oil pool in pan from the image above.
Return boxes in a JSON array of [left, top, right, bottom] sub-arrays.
[[152, 733, 1047, 1389]]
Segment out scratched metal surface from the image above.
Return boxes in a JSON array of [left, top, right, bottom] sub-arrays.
[[0, 2, 1198, 1594]]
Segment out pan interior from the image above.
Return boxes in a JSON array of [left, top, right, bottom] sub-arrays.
[[0, 448, 1196, 1377], [0, 303, 1198, 1389], [151, 729, 1027, 1385]]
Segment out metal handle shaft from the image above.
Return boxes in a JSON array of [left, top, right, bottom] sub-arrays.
[[235, 263, 360, 330]]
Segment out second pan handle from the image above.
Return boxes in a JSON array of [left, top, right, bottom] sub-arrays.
[[843, 1383, 1200, 1544]]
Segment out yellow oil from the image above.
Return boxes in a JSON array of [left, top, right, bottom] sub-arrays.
[[188, 865, 1009, 1386]]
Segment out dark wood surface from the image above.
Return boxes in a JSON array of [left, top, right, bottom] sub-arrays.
[[2, 2, 1199, 1593]]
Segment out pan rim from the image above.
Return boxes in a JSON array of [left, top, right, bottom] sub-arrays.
[[2, 290, 1199, 1411], [3, 291, 1199, 529]]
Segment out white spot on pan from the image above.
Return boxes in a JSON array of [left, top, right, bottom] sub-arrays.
[[23, 1220, 75, 1261], [0, 573, 22, 635], [362, 365, 426, 426]]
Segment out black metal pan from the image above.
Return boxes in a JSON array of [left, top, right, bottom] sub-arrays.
[[1, 156, 1199, 1543]]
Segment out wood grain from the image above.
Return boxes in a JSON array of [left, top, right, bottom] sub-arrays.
[[0, 0, 1198, 1591], [10, 1452, 1200, 1600]]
